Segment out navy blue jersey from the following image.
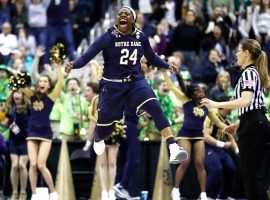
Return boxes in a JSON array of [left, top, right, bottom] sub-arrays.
[[29, 95, 54, 127], [9, 108, 30, 142], [73, 26, 169, 79], [181, 101, 209, 132]]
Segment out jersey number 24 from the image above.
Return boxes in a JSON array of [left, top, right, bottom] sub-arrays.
[[120, 49, 138, 65]]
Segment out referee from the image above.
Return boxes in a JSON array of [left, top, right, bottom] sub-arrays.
[[201, 39, 270, 200]]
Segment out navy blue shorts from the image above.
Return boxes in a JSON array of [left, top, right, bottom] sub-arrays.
[[92, 129, 121, 145], [97, 78, 156, 126], [9, 140, 28, 155]]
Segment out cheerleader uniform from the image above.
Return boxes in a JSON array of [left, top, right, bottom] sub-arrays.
[[177, 101, 208, 140], [27, 95, 54, 141], [8, 107, 30, 155]]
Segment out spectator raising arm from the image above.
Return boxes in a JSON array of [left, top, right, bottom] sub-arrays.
[[31, 46, 45, 81], [162, 71, 189, 103]]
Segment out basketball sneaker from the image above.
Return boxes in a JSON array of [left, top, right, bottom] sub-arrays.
[[93, 140, 106, 155], [169, 143, 188, 164]]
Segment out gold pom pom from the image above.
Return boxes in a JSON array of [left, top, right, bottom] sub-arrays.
[[9, 72, 31, 91], [50, 43, 67, 63]]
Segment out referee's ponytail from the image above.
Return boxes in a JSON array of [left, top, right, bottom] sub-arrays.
[[255, 50, 269, 87], [240, 39, 269, 87]]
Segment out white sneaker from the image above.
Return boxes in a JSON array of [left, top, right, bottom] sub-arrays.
[[49, 191, 59, 200], [108, 189, 116, 200], [31, 194, 37, 200], [199, 192, 208, 200], [169, 143, 188, 164], [101, 190, 109, 200], [171, 187, 181, 200], [93, 140, 105, 155]]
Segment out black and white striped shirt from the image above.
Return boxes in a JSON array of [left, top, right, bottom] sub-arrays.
[[235, 65, 265, 116]]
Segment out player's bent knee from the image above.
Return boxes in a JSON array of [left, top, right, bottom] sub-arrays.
[[140, 99, 170, 131]]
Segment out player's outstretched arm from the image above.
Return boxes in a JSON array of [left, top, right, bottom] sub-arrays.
[[65, 33, 110, 73]]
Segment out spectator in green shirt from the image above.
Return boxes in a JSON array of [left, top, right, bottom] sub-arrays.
[[59, 78, 89, 139], [0, 65, 12, 140], [0, 65, 11, 101]]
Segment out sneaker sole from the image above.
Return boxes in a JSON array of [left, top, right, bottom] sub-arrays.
[[169, 150, 188, 164]]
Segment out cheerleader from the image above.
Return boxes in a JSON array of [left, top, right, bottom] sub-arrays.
[[7, 88, 30, 200], [163, 71, 228, 200], [27, 58, 63, 200]]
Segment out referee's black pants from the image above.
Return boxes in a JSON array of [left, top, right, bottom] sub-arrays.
[[238, 110, 270, 200]]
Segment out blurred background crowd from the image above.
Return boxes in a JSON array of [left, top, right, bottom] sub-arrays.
[[0, 0, 270, 199]]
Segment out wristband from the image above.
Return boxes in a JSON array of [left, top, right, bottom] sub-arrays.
[[216, 140, 225, 148]]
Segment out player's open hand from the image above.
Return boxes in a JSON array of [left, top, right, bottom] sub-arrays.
[[35, 45, 46, 58], [65, 62, 73, 73]]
